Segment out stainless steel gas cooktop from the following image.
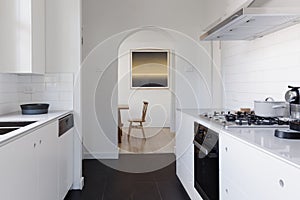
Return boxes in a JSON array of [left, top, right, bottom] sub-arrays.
[[199, 111, 290, 129]]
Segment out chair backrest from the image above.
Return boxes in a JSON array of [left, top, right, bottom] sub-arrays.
[[141, 101, 149, 122]]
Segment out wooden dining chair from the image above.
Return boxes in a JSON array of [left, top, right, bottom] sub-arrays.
[[128, 101, 149, 139]]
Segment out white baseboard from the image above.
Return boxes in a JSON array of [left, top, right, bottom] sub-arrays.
[[71, 176, 84, 190], [83, 152, 119, 159], [79, 177, 84, 189]]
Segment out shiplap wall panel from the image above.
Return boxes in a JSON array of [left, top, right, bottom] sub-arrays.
[[222, 24, 300, 110]]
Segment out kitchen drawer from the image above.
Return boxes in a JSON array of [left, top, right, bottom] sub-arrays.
[[220, 133, 300, 200]]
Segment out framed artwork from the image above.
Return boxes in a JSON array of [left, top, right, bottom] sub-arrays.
[[131, 49, 169, 89]]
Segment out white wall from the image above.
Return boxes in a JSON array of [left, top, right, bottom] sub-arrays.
[[118, 30, 173, 127], [82, 0, 222, 159], [222, 24, 300, 110]]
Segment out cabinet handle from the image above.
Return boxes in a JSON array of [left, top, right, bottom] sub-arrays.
[[33, 143, 36, 148], [225, 147, 228, 152], [39, 140, 42, 144], [279, 179, 285, 188], [225, 188, 229, 194]]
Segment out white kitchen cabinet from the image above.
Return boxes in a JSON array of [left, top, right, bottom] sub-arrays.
[[37, 121, 59, 200], [0, 0, 45, 74], [220, 174, 250, 200], [0, 121, 58, 200], [0, 128, 36, 200], [58, 128, 74, 199], [175, 112, 202, 200], [220, 133, 300, 200]]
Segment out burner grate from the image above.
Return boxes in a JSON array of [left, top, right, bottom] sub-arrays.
[[200, 111, 289, 128]]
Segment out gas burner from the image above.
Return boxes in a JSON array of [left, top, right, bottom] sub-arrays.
[[200, 110, 290, 128]]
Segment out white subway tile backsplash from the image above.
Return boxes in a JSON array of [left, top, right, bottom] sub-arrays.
[[59, 82, 73, 92], [0, 73, 73, 115], [31, 92, 45, 101], [45, 82, 59, 92], [59, 73, 73, 83], [18, 93, 31, 102], [0, 74, 19, 114], [0, 93, 18, 104], [45, 74, 59, 83], [59, 91, 73, 101], [43, 92, 60, 101], [222, 23, 300, 110], [31, 83, 45, 92], [0, 103, 19, 115], [31, 75, 45, 83], [18, 83, 33, 93], [0, 74, 18, 83], [18, 75, 32, 83], [0, 83, 18, 93], [47, 101, 73, 110]]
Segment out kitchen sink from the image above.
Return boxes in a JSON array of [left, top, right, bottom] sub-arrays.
[[0, 121, 36, 128], [0, 121, 36, 135], [0, 128, 19, 135]]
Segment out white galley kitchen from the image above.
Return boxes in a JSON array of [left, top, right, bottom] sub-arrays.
[[1, 0, 300, 200]]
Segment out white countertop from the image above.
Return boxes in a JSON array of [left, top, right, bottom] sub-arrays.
[[178, 108, 300, 169], [0, 110, 72, 146]]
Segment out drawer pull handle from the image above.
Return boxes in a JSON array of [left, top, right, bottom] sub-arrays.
[[225, 147, 228, 152], [279, 179, 285, 188], [225, 188, 229, 194]]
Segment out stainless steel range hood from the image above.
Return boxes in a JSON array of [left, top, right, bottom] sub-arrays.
[[200, 0, 300, 41]]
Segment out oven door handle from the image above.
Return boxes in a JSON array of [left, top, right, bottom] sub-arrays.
[[193, 140, 209, 156]]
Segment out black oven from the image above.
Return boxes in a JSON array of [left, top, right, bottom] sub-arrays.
[[194, 122, 219, 200]]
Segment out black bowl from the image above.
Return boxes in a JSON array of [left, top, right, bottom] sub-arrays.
[[20, 103, 50, 115]]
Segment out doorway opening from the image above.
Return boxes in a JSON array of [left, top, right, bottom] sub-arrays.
[[117, 28, 176, 154]]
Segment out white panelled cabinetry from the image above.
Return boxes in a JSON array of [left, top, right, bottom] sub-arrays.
[[58, 127, 74, 200], [176, 111, 202, 200], [0, 121, 58, 200], [37, 121, 59, 200], [220, 133, 300, 200], [0, 0, 45, 74], [0, 119, 77, 200]]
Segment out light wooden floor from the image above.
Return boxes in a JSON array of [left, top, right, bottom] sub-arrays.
[[118, 127, 175, 154]]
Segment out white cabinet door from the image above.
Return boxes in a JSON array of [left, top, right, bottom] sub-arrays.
[[58, 128, 74, 199], [36, 121, 59, 200], [0, 132, 37, 200], [220, 174, 250, 200], [0, 120, 58, 200], [220, 133, 300, 200], [0, 0, 45, 74]]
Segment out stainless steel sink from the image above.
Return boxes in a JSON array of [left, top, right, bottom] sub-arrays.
[[0, 121, 36, 136], [0, 121, 36, 128], [0, 128, 19, 135]]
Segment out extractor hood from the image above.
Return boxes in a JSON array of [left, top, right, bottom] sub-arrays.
[[200, 0, 300, 41]]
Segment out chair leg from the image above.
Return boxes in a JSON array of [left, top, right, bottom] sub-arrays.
[[128, 122, 132, 137], [140, 122, 146, 139]]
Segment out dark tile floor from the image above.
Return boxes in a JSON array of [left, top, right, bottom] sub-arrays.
[[64, 154, 190, 200]]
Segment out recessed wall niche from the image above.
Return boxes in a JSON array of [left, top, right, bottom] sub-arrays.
[[131, 49, 169, 89]]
